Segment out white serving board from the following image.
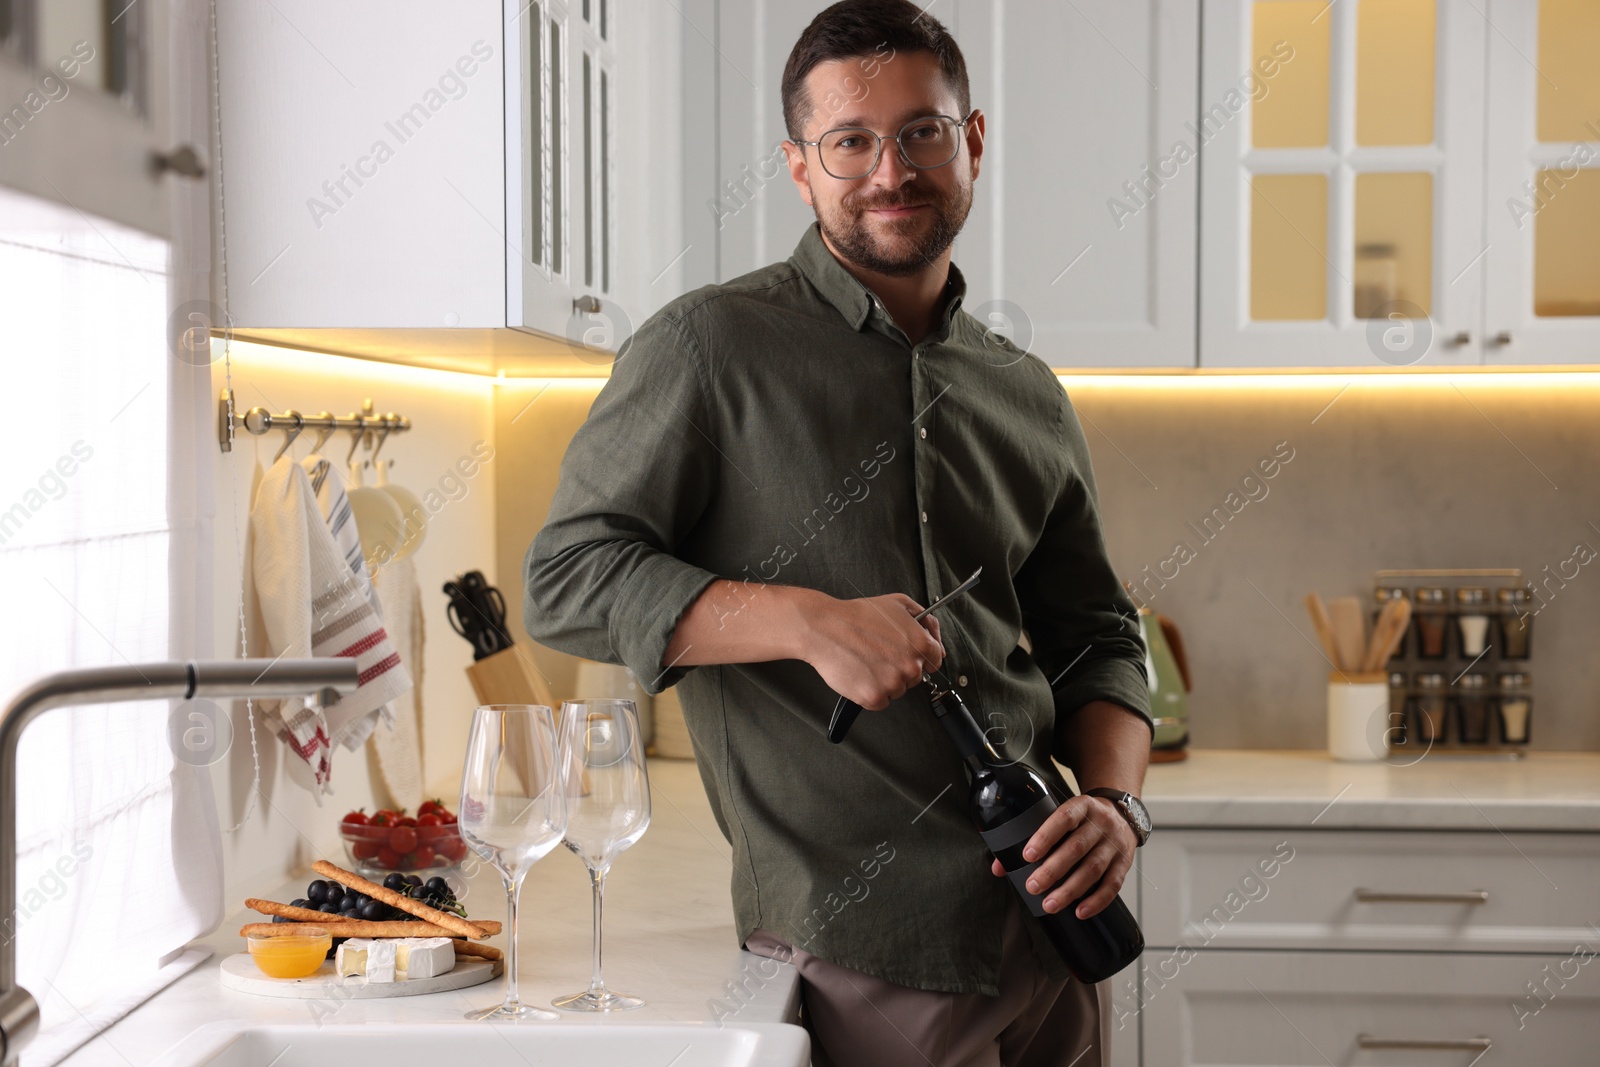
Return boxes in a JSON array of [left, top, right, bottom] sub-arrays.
[[220, 952, 501, 999]]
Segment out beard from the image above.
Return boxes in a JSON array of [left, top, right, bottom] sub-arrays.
[[813, 177, 973, 278]]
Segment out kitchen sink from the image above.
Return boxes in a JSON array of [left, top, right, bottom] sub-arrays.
[[148, 1021, 810, 1067]]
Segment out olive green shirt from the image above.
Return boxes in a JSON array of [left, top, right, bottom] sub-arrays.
[[523, 221, 1151, 995]]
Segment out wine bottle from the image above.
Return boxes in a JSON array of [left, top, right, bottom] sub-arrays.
[[929, 682, 1144, 984]]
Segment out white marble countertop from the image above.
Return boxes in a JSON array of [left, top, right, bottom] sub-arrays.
[[57, 759, 799, 1067], [1142, 749, 1600, 831]]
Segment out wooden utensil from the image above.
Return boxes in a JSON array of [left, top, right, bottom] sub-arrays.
[[1327, 597, 1367, 675], [1303, 593, 1343, 668], [1362, 596, 1413, 673]]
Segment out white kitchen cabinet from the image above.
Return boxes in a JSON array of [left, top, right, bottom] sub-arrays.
[[690, 0, 1199, 369], [1140, 828, 1600, 954], [1198, 0, 1488, 368], [1131, 827, 1600, 1066], [1140, 949, 1600, 1066], [1200, 0, 1600, 369], [1482, 0, 1600, 365], [0, 0, 176, 237], [957, 0, 1199, 368], [213, 0, 674, 374]]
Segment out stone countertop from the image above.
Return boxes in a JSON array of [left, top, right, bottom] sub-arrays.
[[1141, 749, 1600, 831], [57, 759, 798, 1067]]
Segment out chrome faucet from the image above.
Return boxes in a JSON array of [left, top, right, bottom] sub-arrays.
[[0, 658, 360, 1067]]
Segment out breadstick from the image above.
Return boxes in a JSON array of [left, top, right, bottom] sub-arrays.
[[451, 940, 503, 962], [245, 899, 500, 936], [245, 898, 335, 923], [312, 860, 488, 939], [240, 919, 502, 939]]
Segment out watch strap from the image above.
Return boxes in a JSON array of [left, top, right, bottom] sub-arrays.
[[1085, 787, 1151, 846]]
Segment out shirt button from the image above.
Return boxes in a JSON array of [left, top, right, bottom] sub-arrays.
[[919, 427, 928, 439], [957, 675, 969, 687], [920, 510, 928, 524]]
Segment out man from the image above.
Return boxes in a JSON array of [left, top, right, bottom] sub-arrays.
[[523, 1, 1153, 1063]]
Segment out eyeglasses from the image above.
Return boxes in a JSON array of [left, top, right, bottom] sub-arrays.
[[793, 111, 975, 181]]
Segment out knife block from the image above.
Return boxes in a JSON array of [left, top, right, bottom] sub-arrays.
[[463, 643, 557, 709]]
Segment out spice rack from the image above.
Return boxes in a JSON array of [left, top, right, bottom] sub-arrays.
[[1373, 569, 1533, 756]]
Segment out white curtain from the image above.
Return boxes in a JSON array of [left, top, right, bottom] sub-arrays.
[[0, 186, 223, 1067]]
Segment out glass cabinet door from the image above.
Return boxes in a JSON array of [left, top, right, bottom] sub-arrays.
[[1201, 0, 1486, 367], [1483, 0, 1600, 364], [0, 0, 172, 238]]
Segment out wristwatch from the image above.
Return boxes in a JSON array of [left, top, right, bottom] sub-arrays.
[[1085, 788, 1153, 847]]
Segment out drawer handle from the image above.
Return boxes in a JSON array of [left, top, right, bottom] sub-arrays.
[[1358, 1035, 1492, 1052], [1353, 889, 1489, 905]]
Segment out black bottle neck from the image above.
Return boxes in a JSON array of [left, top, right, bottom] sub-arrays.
[[929, 685, 999, 774]]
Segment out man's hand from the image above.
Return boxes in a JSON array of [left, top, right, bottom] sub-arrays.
[[801, 592, 944, 710], [990, 794, 1136, 919]]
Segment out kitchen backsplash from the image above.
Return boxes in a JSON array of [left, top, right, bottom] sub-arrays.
[[497, 372, 1600, 752]]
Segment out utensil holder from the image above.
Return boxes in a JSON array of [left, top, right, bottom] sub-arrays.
[[1328, 672, 1390, 761]]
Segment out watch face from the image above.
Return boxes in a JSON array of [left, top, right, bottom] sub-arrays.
[[1123, 795, 1153, 837]]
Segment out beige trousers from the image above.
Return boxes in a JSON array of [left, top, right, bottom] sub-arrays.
[[744, 892, 1111, 1067]]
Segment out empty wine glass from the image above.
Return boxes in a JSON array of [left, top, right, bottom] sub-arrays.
[[458, 704, 568, 1021], [552, 698, 652, 1011]]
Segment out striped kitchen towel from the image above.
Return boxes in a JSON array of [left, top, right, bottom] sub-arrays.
[[246, 455, 412, 799]]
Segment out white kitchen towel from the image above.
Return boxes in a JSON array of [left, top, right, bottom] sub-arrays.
[[246, 455, 412, 799], [369, 553, 425, 811], [303, 453, 394, 750]]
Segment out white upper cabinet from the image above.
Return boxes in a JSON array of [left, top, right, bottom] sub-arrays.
[[1483, 0, 1600, 364], [1199, 0, 1487, 368], [958, 0, 1199, 368], [508, 0, 622, 342], [213, 0, 672, 373], [690, 0, 1200, 369], [0, 0, 176, 238]]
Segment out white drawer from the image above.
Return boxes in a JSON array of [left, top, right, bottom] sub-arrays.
[[1140, 949, 1600, 1067], [1140, 829, 1600, 953]]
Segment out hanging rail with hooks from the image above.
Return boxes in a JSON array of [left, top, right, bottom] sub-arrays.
[[217, 390, 412, 461]]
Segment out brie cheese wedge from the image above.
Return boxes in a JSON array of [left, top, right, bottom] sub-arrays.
[[335, 938, 397, 982], [395, 937, 457, 980]]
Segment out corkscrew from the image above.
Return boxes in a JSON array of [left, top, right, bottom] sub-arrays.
[[825, 567, 982, 743]]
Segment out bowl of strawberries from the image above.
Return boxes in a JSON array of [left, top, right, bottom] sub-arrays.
[[339, 799, 471, 874]]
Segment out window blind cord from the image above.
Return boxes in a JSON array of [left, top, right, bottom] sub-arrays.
[[209, 0, 262, 832]]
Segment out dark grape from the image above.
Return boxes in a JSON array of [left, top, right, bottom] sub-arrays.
[[324, 885, 345, 907], [360, 900, 385, 921], [347, 893, 368, 909], [306, 880, 329, 903], [382, 873, 407, 891], [317, 901, 340, 914], [405, 874, 422, 887], [272, 914, 289, 923], [289, 899, 309, 909], [425, 877, 449, 894]]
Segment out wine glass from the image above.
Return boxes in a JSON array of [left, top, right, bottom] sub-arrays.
[[552, 698, 652, 1011], [458, 704, 568, 1021]]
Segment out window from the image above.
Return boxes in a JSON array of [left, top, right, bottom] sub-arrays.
[[0, 187, 215, 1067]]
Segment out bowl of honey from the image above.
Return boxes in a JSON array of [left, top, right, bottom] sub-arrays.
[[246, 925, 332, 979]]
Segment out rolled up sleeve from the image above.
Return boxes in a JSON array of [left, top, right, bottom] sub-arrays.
[[1016, 390, 1153, 741], [523, 312, 721, 693]]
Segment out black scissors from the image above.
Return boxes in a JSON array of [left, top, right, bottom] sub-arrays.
[[826, 567, 983, 744], [444, 570, 515, 660]]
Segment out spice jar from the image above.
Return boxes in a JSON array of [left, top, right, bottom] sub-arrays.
[[1387, 671, 1409, 748], [1373, 586, 1410, 661], [1412, 588, 1449, 660], [1410, 672, 1447, 743], [1455, 672, 1490, 744], [1496, 588, 1534, 660], [1455, 587, 1491, 658], [1497, 672, 1533, 744]]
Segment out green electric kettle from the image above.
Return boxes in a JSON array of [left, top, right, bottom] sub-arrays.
[[1139, 609, 1191, 761]]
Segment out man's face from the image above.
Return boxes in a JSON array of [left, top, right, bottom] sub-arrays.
[[784, 51, 983, 278]]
